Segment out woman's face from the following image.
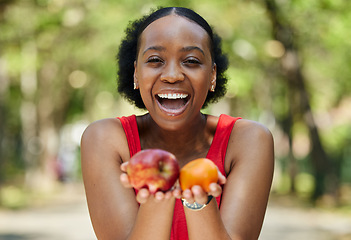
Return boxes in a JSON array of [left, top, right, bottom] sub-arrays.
[[134, 14, 216, 130]]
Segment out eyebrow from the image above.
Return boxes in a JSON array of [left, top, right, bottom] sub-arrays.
[[142, 45, 205, 56], [181, 46, 205, 56], [142, 46, 166, 56]]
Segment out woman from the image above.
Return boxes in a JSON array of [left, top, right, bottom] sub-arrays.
[[81, 7, 274, 240]]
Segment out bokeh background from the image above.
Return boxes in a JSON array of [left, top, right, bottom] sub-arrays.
[[0, 0, 350, 239]]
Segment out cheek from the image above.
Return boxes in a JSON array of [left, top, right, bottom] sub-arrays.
[[191, 71, 211, 90], [138, 89, 154, 111], [192, 81, 210, 106], [139, 82, 153, 100], [137, 72, 157, 104], [137, 67, 157, 88]]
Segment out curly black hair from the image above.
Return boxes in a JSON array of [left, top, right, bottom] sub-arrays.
[[116, 7, 229, 109]]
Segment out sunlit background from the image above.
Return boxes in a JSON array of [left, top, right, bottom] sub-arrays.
[[0, 0, 351, 239]]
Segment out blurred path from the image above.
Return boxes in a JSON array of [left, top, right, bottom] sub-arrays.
[[0, 184, 95, 240], [260, 201, 351, 240], [1, 187, 351, 240]]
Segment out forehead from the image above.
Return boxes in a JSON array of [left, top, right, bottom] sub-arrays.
[[139, 15, 211, 51]]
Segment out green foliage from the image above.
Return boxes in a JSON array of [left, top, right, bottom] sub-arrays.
[[0, 186, 29, 209]]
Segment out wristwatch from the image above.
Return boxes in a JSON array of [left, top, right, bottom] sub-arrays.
[[181, 195, 213, 211]]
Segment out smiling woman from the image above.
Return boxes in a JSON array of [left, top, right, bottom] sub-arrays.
[[131, 13, 218, 130], [117, 7, 228, 110], [80, 6, 274, 240]]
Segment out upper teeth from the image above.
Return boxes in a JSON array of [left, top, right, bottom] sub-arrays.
[[158, 93, 188, 99]]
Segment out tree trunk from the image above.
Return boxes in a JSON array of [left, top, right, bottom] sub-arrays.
[[281, 108, 297, 194], [0, 57, 8, 204], [263, 0, 338, 201]]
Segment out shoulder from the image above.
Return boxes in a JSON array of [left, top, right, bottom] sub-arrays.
[[81, 118, 124, 144], [80, 118, 130, 163], [232, 119, 273, 143], [226, 119, 274, 170]]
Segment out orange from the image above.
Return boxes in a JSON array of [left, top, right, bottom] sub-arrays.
[[179, 158, 218, 192]]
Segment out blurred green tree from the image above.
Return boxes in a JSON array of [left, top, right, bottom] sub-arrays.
[[263, 0, 338, 202], [0, 0, 350, 206]]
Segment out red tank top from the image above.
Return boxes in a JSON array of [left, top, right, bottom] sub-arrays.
[[118, 114, 241, 240]]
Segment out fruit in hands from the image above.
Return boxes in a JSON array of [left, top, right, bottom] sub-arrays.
[[127, 149, 180, 194], [179, 158, 218, 192]]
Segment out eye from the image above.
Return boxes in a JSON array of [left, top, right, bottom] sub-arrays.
[[146, 56, 163, 64], [183, 57, 201, 66]]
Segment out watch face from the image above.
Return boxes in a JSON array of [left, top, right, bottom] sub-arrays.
[[182, 199, 206, 210], [181, 196, 213, 211]]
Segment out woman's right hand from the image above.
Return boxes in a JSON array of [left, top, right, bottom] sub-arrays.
[[120, 161, 180, 204], [119, 162, 133, 188]]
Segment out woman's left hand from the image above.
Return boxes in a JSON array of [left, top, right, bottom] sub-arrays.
[[180, 169, 226, 204]]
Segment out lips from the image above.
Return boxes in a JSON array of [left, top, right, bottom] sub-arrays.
[[156, 93, 190, 116]]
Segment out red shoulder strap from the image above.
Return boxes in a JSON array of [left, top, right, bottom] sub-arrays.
[[206, 114, 241, 177], [117, 115, 141, 157]]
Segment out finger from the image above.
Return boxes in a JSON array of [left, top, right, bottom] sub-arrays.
[[208, 182, 222, 197], [172, 188, 182, 199], [154, 191, 165, 202], [182, 189, 195, 203], [217, 169, 227, 185], [155, 190, 175, 201], [164, 191, 173, 200], [120, 162, 129, 172], [120, 173, 133, 188], [191, 185, 208, 204], [136, 188, 150, 204]]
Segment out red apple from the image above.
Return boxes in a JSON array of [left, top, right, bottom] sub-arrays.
[[126, 149, 180, 194]]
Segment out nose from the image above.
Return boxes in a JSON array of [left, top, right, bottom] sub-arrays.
[[160, 61, 184, 83]]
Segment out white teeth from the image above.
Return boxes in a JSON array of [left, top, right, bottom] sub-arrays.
[[157, 93, 188, 99]]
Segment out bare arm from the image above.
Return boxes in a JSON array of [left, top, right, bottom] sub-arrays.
[[221, 120, 274, 239], [182, 120, 274, 240], [81, 118, 176, 240]]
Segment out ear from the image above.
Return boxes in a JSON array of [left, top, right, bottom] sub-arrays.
[[133, 61, 139, 89], [209, 63, 217, 92]]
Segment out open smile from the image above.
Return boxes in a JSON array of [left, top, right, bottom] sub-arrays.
[[156, 93, 190, 116]]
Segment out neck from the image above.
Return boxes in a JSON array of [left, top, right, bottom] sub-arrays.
[[138, 113, 211, 163]]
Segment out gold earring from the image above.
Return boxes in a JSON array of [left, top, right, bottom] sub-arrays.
[[133, 82, 137, 90], [210, 85, 215, 92]]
